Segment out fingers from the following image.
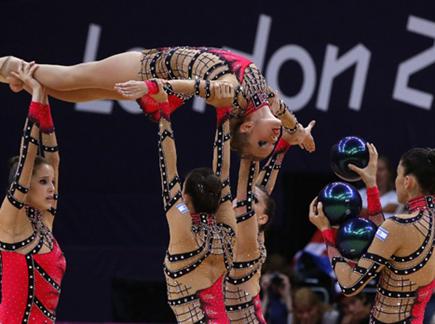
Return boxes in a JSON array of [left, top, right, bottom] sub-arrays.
[[13, 61, 37, 80], [367, 142, 379, 161], [28, 62, 38, 76], [114, 80, 145, 98], [302, 136, 316, 153], [371, 143, 378, 156], [212, 81, 234, 98], [309, 197, 318, 215], [348, 163, 363, 175], [317, 201, 323, 212], [10, 71, 20, 80], [306, 120, 316, 131]]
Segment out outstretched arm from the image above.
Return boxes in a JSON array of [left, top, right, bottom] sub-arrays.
[[0, 63, 44, 226], [269, 92, 316, 153]]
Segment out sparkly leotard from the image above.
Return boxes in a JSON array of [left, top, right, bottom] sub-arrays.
[[156, 110, 234, 323], [139, 46, 273, 117], [0, 106, 65, 324], [329, 195, 435, 324], [0, 209, 66, 324]]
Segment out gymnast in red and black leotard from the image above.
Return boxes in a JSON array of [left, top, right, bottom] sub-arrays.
[[1, 47, 315, 160], [130, 46, 315, 160], [0, 63, 66, 323], [310, 144, 435, 324], [145, 83, 236, 323]]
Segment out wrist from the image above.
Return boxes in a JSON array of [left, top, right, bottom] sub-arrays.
[[145, 80, 159, 95], [367, 186, 382, 216], [28, 101, 54, 133], [321, 228, 336, 246], [364, 178, 377, 188], [283, 122, 300, 134]]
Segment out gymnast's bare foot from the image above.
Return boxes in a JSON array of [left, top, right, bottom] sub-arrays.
[[0, 56, 12, 83], [0, 56, 25, 92]]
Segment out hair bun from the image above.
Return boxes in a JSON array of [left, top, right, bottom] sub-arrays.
[[428, 148, 435, 165]]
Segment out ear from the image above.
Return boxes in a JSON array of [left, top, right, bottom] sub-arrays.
[[404, 174, 416, 191], [239, 121, 254, 134], [257, 213, 269, 226], [182, 192, 191, 205]]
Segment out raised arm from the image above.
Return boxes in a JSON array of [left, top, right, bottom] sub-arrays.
[[256, 138, 291, 195], [0, 63, 44, 225], [154, 102, 196, 249], [39, 105, 59, 219], [348, 143, 385, 226], [234, 159, 260, 259], [309, 199, 399, 296], [210, 84, 236, 231]]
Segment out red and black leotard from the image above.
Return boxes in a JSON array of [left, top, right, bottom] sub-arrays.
[[139, 46, 273, 117], [0, 102, 66, 323], [155, 105, 235, 323], [0, 209, 66, 324], [327, 193, 435, 324]]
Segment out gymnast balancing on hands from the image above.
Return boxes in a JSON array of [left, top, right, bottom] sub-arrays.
[[0, 47, 315, 160], [0, 62, 66, 323]]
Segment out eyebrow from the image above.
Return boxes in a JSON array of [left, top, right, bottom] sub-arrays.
[[38, 175, 53, 179]]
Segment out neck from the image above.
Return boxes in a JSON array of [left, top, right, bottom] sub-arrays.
[[407, 194, 435, 212], [246, 105, 272, 120]]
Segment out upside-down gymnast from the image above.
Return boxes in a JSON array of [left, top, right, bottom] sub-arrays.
[[223, 122, 315, 323], [0, 62, 66, 323], [0, 47, 315, 160], [309, 144, 435, 324], [147, 83, 236, 323]]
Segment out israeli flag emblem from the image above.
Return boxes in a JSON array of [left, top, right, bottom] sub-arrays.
[[176, 203, 189, 214], [375, 226, 389, 241]]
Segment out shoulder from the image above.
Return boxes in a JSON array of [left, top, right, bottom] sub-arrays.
[[374, 218, 402, 241], [389, 210, 421, 223]]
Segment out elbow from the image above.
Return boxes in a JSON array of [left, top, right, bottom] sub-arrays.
[[342, 289, 359, 297], [339, 283, 363, 297]]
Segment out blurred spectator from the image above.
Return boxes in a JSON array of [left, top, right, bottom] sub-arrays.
[[262, 272, 292, 324], [289, 287, 338, 324], [358, 155, 402, 218], [337, 293, 371, 324]]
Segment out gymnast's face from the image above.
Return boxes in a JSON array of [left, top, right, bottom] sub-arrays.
[[240, 117, 282, 160], [26, 164, 56, 211]]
